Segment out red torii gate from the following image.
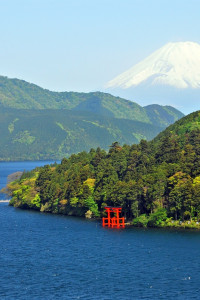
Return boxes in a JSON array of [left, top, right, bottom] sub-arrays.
[[102, 206, 125, 228]]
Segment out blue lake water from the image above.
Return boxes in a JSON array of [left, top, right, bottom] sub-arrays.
[[1, 161, 200, 299]]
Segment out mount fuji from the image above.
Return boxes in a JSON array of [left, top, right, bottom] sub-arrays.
[[105, 42, 200, 114]]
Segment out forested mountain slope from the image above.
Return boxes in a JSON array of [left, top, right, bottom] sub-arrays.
[[0, 76, 184, 160], [8, 111, 200, 228], [0, 76, 183, 127], [144, 104, 184, 128], [0, 108, 162, 161]]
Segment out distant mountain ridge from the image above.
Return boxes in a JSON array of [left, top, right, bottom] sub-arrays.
[[143, 104, 183, 128], [0, 76, 183, 128], [0, 108, 164, 161], [0, 75, 184, 160]]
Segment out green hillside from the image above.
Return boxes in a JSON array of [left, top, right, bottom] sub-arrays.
[[0, 76, 183, 128], [153, 110, 200, 143], [143, 104, 184, 127], [7, 111, 200, 229], [0, 108, 163, 161], [0, 75, 184, 161]]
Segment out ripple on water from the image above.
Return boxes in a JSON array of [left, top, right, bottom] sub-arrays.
[[1, 202, 200, 299], [1, 161, 200, 299]]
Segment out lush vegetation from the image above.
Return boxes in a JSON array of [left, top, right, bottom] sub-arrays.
[[0, 108, 164, 161], [7, 111, 200, 229], [0, 76, 183, 126], [0, 76, 183, 161]]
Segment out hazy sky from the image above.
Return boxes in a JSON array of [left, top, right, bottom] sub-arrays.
[[0, 0, 200, 93]]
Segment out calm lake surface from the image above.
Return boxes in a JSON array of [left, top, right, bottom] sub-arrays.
[[1, 161, 200, 299]]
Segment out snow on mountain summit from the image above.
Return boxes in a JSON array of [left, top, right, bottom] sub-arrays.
[[106, 42, 200, 89]]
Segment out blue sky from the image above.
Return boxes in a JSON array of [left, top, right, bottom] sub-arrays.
[[0, 0, 200, 93]]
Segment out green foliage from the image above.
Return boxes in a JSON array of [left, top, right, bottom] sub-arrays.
[[0, 76, 184, 161], [147, 209, 167, 227], [70, 197, 79, 207], [0, 108, 164, 161], [132, 215, 149, 227], [0, 76, 183, 124], [13, 130, 35, 144], [8, 110, 200, 228], [84, 196, 100, 217], [8, 118, 19, 133], [144, 104, 183, 128], [31, 194, 41, 208]]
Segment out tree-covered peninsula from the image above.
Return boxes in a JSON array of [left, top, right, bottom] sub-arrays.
[[7, 111, 200, 229]]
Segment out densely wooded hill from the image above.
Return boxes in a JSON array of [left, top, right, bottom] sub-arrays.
[[0, 76, 183, 127], [0, 108, 163, 161], [8, 111, 200, 228], [0, 76, 184, 160]]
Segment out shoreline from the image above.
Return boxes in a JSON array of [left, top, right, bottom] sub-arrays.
[[8, 203, 200, 230]]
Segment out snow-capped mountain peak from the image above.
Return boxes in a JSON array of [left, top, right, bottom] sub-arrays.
[[106, 42, 200, 89]]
